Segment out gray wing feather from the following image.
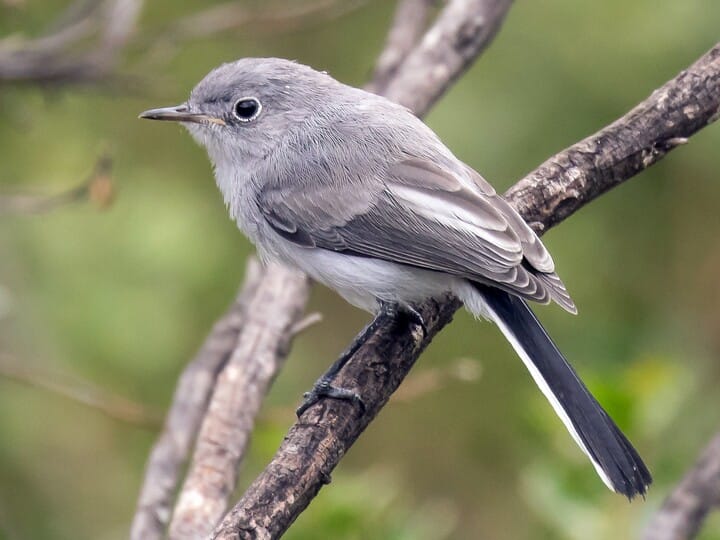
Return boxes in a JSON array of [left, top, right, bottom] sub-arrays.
[[258, 157, 576, 313]]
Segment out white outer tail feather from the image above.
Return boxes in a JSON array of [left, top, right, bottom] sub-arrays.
[[485, 303, 617, 492]]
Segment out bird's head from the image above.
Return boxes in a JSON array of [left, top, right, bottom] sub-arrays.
[[140, 57, 337, 164]]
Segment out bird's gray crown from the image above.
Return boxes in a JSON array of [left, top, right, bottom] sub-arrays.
[[178, 57, 351, 163], [189, 57, 336, 109]]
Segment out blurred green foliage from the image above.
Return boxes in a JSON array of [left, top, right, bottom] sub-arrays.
[[1, 1, 719, 539]]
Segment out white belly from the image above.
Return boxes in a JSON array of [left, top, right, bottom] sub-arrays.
[[260, 235, 460, 313]]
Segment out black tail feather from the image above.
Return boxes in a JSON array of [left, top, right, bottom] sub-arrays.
[[478, 284, 652, 498]]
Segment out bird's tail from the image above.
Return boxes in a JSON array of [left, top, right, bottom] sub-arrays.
[[477, 284, 652, 498]]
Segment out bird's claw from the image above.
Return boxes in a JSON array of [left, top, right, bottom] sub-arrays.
[[382, 303, 427, 338], [296, 379, 366, 417], [402, 305, 428, 338]]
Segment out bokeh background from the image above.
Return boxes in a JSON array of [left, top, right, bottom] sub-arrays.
[[1, 1, 719, 539]]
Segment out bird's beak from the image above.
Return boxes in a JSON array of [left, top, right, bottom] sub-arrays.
[[138, 104, 226, 126]]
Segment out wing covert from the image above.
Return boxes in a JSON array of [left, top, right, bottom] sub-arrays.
[[257, 157, 575, 312]]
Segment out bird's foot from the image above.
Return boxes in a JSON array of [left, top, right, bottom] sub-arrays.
[[398, 304, 428, 338], [295, 301, 424, 418], [382, 302, 427, 338], [296, 378, 365, 417]]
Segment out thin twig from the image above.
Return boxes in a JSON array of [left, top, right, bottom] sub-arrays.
[[0, 353, 161, 426], [130, 260, 263, 540], [259, 357, 482, 422], [141, 0, 368, 67], [165, 0, 367, 40], [290, 312, 323, 337], [0, 0, 142, 84], [642, 431, 720, 540], [0, 154, 113, 215], [211, 43, 720, 540]]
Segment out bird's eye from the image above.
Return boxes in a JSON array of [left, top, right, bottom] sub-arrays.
[[233, 97, 261, 122]]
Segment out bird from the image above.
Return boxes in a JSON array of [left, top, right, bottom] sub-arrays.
[[140, 57, 652, 498]]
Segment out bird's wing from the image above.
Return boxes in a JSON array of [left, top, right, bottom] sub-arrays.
[[257, 157, 575, 312]]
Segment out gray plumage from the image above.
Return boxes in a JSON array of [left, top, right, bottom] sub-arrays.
[[140, 57, 651, 498], [183, 58, 574, 312]]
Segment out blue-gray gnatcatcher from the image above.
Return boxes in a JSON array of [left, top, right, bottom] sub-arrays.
[[140, 57, 651, 498]]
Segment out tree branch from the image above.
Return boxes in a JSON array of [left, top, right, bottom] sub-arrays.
[[161, 0, 367, 41], [141, 0, 369, 67], [211, 42, 720, 539], [0, 154, 113, 214], [366, 0, 435, 95], [0, 352, 161, 426], [0, 0, 142, 85], [382, 0, 514, 113], [131, 260, 264, 540], [505, 45, 720, 231], [643, 431, 720, 540], [167, 264, 310, 539]]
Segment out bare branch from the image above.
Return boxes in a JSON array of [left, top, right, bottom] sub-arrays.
[[258, 357, 481, 422], [164, 0, 367, 41], [505, 46, 720, 231], [142, 0, 368, 67], [95, 0, 142, 61], [0, 352, 161, 426], [8, 14, 96, 54], [1, 0, 363, 84], [366, 0, 435, 95], [166, 264, 310, 539], [0, 0, 142, 85], [643, 431, 720, 540], [131, 261, 263, 540], [211, 43, 720, 540], [383, 0, 514, 113], [0, 154, 113, 215]]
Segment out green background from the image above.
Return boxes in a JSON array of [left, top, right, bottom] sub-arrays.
[[1, 1, 719, 538]]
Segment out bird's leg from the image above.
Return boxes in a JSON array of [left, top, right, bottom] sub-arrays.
[[296, 307, 388, 417], [296, 302, 427, 417]]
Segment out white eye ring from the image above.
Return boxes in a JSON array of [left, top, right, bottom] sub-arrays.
[[232, 97, 262, 122]]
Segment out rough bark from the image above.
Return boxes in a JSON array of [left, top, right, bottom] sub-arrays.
[[214, 295, 460, 540], [506, 44, 720, 232]]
